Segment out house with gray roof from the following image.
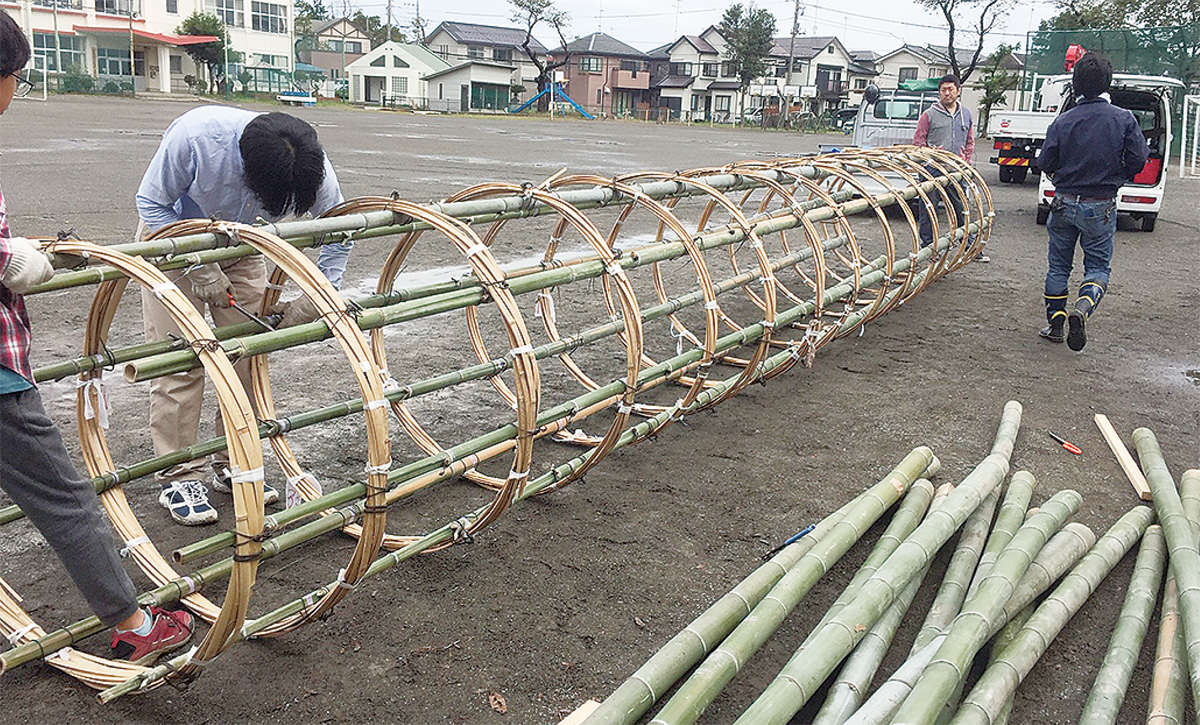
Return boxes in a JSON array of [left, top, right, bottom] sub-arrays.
[[546, 32, 651, 118], [422, 21, 548, 100]]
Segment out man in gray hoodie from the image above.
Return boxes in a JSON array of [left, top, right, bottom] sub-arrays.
[[913, 74, 977, 251]]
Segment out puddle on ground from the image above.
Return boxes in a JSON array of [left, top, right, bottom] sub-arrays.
[[1187, 370, 1200, 386]]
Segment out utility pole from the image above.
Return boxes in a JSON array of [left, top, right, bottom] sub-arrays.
[[51, 0, 62, 91], [224, 16, 231, 99], [386, 0, 393, 42], [128, 0, 135, 97], [786, 0, 802, 122]]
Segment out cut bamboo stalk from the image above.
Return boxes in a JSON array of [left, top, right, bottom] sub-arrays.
[[726, 401, 1023, 725], [1136, 429, 1200, 718], [1094, 413, 1152, 500], [950, 507, 1156, 724], [961, 472, 1038, 607], [890, 489, 1083, 724]]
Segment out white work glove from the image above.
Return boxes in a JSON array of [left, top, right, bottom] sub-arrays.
[[270, 295, 323, 327], [186, 263, 232, 308], [1, 237, 54, 294]]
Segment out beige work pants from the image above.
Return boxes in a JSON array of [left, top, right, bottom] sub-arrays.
[[141, 254, 266, 484]]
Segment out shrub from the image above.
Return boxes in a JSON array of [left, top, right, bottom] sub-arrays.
[[59, 65, 95, 93]]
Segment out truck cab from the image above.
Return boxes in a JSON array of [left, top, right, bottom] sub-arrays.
[[1036, 75, 1182, 232], [851, 87, 939, 149]]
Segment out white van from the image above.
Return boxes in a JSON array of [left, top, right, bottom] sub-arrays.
[[1036, 74, 1183, 232]]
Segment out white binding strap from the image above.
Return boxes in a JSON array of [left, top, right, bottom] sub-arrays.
[[364, 398, 388, 411], [704, 300, 719, 310], [119, 535, 151, 558], [335, 568, 358, 591], [507, 469, 530, 481], [76, 377, 110, 430], [364, 460, 392, 476], [6, 623, 36, 644], [616, 402, 632, 415], [231, 467, 265, 484], [605, 262, 622, 276], [463, 244, 489, 258], [180, 575, 198, 594], [509, 344, 534, 356], [150, 282, 177, 300]]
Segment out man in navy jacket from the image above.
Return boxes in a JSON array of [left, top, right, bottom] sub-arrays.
[[1035, 53, 1149, 351]]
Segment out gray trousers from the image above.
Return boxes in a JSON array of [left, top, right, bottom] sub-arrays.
[[0, 388, 138, 627]]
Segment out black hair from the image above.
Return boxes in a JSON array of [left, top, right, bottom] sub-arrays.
[[939, 74, 961, 88], [0, 11, 31, 78], [1072, 53, 1112, 99], [239, 112, 327, 218]]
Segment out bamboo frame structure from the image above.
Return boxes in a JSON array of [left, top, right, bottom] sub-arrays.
[[0, 147, 994, 698]]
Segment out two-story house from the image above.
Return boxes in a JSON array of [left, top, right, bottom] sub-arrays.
[[421, 20, 546, 101], [4, 0, 293, 94], [546, 31, 649, 118], [749, 35, 857, 116], [651, 27, 742, 122], [298, 17, 369, 89]]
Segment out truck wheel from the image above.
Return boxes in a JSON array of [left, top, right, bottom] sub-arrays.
[[1141, 213, 1157, 232], [1036, 206, 1049, 225], [999, 167, 1015, 183], [1011, 168, 1028, 184]]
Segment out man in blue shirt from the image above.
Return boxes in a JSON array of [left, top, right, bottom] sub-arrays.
[[1035, 54, 1149, 351], [136, 106, 346, 524]]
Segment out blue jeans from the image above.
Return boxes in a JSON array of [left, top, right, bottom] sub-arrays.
[[917, 185, 965, 247], [1044, 197, 1116, 297]]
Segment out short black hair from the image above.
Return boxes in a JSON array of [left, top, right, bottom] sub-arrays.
[[939, 74, 961, 88], [239, 112, 327, 218], [0, 11, 31, 78], [1072, 53, 1112, 99]]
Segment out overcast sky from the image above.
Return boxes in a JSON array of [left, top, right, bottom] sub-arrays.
[[356, 0, 1059, 55]]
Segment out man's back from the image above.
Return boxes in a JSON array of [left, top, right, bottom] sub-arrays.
[[1037, 99, 1149, 198]]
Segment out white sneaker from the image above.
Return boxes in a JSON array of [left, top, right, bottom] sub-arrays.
[[211, 466, 280, 506], [158, 480, 219, 526]]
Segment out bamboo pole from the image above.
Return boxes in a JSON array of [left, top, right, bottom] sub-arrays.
[[641, 447, 936, 725], [950, 507, 1157, 725], [1136, 429, 1200, 717], [583, 480, 932, 725], [841, 514, 1099, 725], [725, 401, 1023, 725]]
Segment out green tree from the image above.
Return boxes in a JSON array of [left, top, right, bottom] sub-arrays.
[[509, 0, 572, 111], [176, 12, 242, 93], [350, 10, 404, 49], [916, 0, 1015, 83], [976, 43, 1022, 134], [719, 4, 777, 88], [293, 0, 330, 45]]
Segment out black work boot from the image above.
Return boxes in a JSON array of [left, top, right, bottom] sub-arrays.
[[1040, 293, 1067, 343], [1067, 282, 1106, 352]]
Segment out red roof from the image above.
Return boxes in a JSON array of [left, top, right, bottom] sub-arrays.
[[74, 25, 219, 46]]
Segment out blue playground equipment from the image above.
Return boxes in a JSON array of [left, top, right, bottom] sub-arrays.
[[510, 83, 595, 119]]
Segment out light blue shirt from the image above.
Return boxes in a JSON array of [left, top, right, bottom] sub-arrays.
[[134, 105, 352, 288]]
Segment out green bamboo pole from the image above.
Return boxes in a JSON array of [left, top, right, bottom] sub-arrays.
[[582, 480, 933, 725], [1136, 428, 1200, 718], [725, 402, 1023, 725], [841, 511, 1098, 725], [950, 507, 1157, 725], [1144, 470, 1200, 725], [960, 472, 1038, 607], [641, 447, 936, 725], [889, 489, 1082, 724], [976, 606, 1033, 725], [909, 483, 1005, 654], [812, 483, 955, 725]]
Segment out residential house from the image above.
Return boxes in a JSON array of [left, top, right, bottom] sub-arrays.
[[748, 35, 860, 116], [546, 31, 650, 118], [651, 27, 742, 122], [298, 17, 370, 93], [4, 0, 294, 94], [422, 20, 546, 102], [345, 40, 449, 107], [875, 44, 991, 118]]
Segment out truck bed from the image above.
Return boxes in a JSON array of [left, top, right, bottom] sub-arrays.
[[987, 110, 1055, 139]]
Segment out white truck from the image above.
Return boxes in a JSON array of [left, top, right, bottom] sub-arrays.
[[985, 77, 1070, 184]]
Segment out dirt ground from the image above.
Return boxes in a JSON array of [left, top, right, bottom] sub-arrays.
[[1, 95, 1198, 724]]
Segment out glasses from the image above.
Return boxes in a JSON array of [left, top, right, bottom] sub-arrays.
[[13, 75, 34, 98]]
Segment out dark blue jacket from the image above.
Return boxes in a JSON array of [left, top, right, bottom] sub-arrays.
[[1036, 97, 1150, 198]]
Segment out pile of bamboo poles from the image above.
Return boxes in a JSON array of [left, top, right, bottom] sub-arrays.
[[0, 146, 994, 700], [580, 403, 1200, 725]]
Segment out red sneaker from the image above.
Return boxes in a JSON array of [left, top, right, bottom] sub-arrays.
[[111, 606, 195, 665]]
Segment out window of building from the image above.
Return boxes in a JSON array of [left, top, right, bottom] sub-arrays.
[[95, 0, 136, 14], [166, 0, 177, 12], [97, 47, 132, 76], [898, 67, 918, 83], [395, 77, 408, 95], [467, 46, 484, 60], [855, 77, 867, 89], [208, 0, 243, 27], [251, 1, 287, 33], [596, 88, 603, 105], [701, 62, 718, 77], [170, 54, 182, 73], [346, 41, 362, 54], [435, 45, 448, 59], [31, 32, 84, 72], [620, 59, 648, 72], [369, 55, 386, 67], [714, 95, 731, 112], [493, 48, 512, 63], [327, 39, 343, 53], [721, 61, 736, 77], [391, 56, 409, 68], [256, 53, 283, 66], [669, 62, 693, 76], [579, 56, 602, 73]]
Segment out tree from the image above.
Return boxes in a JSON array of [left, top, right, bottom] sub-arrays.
[[294, 0, 330, 43], [916, 0, 1015, 84], [719, 4, 777, 88], [509, 0, 572, 111], [350, 10, 404, 49], [176, 12, 241, 93], [975, 43, 1022, 134]]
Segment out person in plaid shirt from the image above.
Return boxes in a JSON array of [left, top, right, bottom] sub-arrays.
[[0, 13, 193, 663]]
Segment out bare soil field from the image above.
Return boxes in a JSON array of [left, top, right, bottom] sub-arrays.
[[1, 95, 1198, 724]]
